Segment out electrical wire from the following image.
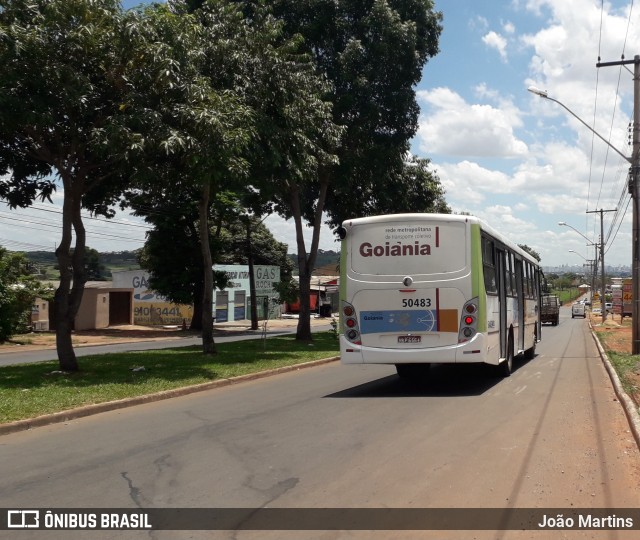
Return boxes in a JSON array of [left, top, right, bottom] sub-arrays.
[[589, 0, 636, 256]]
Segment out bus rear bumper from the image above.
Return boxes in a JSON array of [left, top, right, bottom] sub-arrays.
[[340, 334, 489, 365]]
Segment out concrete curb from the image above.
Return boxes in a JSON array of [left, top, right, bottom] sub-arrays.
[[590, 326, 640, 449], [0, 356, 340, 437]]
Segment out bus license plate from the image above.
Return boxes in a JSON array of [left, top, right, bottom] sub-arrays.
[[398, 335, 421, 344]]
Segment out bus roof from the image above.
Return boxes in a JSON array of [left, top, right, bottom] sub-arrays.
[[342, 213, 540, 266]]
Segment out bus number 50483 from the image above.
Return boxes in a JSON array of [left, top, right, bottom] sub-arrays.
[[401, 298, 431, 308]]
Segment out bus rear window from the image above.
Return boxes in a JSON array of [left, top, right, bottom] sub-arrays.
[[349, 221, 467, 276]]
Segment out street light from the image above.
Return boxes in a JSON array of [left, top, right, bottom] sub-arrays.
[[568, 249, 587, 260], [558, 222, 593, 244], [528, 86, 632, 165], [530, 84, 639, 340]]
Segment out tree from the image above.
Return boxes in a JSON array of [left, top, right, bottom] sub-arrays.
[[146, 0, 339, 345], [519, 244, 541, 262], [54, 247, 108, 281], [0, 247, 51, 342], [83, 248, 108, 281], [0, 0, 151, 370], [132, 186, 292, 330], [121, 1, 256, 354], [256, 0, 443, 340], [367, 155, 450, 215]]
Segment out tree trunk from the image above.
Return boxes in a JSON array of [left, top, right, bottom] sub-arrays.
[[54, 175, 87, 372], [246, 218, 259, 330], [190, 281, 203, 330], [296, 263, 313, 340], [289, 176, 330, 341], [199, 182, 216, 354]]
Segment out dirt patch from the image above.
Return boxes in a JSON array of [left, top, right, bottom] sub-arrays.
[[0, 325, 192, 353], [591, 315, 640, 407]]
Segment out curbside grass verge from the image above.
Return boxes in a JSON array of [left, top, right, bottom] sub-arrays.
[[590, 326, 640, 449], [0, 356, 339, 437]]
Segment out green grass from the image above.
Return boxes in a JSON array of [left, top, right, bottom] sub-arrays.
[[551, 289, 581, 305], [606, 351, 640, 398], [592, 323, 640, 403], [0, 332, 339, 424]]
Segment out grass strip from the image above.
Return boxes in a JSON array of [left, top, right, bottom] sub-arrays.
[[0, 332, 339, 424], [604, 351, 640, 399], [592, 324, 640, 404]]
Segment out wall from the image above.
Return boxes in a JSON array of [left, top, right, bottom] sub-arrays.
[[112, 270, 194, 326]]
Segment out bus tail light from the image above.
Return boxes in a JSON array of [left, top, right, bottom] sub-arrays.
[[342, 301, 361, 344], [458, 298, 478, 343]]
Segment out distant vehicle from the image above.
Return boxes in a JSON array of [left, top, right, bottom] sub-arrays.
[[541, 295, 560, 326], [572, 302, 586, 318]]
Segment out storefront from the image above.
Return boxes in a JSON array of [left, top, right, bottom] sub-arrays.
[[113, 265, 280, 326]]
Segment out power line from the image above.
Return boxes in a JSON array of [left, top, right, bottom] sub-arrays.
[[28, 203, 154, 230], [0, 213, 146, 243], [0, 237, 54, 251]]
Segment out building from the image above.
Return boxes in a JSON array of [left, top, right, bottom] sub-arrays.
[[112, 270, 194, 326], [214, 264, 281, 322], [35, 282, 134, 331], [112, 265, 281, 326]]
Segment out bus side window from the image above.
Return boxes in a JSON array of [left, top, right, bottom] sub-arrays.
[[510, 253, 517, 297], [482, 237, 497, 294], [527, 263, 534, 298]]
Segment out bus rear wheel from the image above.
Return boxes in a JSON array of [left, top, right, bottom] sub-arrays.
[[396, 364, 430, 379], [524, 330, 537, 360], [497, 335, 514, 377]]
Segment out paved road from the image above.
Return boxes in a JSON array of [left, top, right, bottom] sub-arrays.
[[0, 324, 332, 366], [1, 307, 639, 539]]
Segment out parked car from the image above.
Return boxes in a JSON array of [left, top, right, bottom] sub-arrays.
[[572, 302, 586, 318]]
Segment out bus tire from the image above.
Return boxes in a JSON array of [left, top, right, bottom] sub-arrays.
[[524, 331, 536, 360], [498, 334, 514, 377], [396, 364, 430, 379]]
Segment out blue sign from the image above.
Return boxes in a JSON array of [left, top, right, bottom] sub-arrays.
[[359, 310, 436, 334]]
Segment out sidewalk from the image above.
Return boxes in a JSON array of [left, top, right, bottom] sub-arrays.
[[0, 315, 335, 354]]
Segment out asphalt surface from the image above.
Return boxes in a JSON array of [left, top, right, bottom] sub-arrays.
[[1, 309, 639, 540], [1, 310, 638, 457]]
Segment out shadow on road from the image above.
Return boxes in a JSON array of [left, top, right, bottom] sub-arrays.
[[326, 359, 533, 399]]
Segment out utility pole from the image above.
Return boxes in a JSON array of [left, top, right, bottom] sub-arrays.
[[597, 55, 640, 351], [588, 259, 596, 306], [587, 209, 616, 323]]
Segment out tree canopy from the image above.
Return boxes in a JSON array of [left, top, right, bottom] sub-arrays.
[[1, 0, 448, 360], [0, 246, 51, 342], [254, 0, 444, 339], [0, 0, 152, 369]]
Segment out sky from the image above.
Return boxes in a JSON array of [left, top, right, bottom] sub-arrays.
[[3, 0, 640, 269]]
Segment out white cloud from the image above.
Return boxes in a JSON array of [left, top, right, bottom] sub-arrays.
[[417, 88, 528, 158], [482, 31, 508, 61], [503, 21, 516, 34], [410, 0, 639, 266]]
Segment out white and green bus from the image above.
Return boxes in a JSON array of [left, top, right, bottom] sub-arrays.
[[338, 214, 541, 378]]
